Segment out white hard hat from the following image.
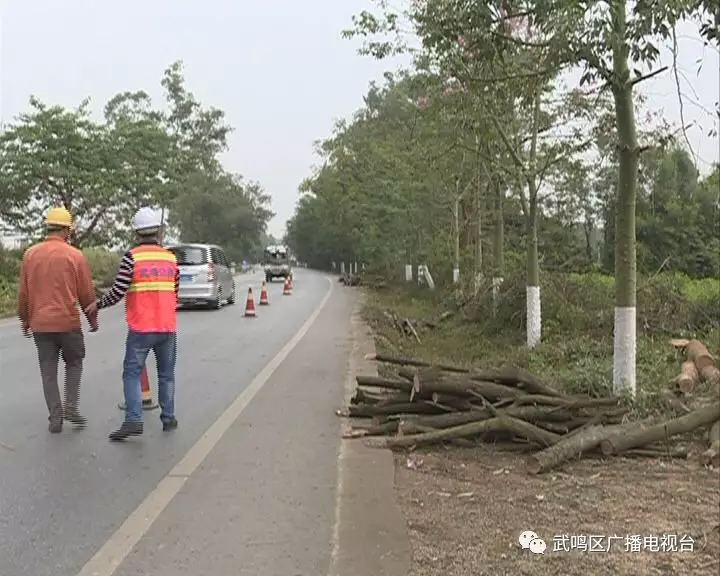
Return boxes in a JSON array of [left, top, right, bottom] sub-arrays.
[[132, 206, 162, 232]]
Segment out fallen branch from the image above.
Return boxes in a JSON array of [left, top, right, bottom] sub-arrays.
[[365, 352, 468, 373], [600, 402, 720, 456], [379, 417, 507, 449], [527, 421, 643, 474], [495, 414, 561, 447], [356, 375, 413, 393], [347, 402, 448, 417], [511, 395, 620, 408], [470, 367, 562, 397]]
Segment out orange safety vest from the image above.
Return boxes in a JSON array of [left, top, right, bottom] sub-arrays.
[[126, 244, 178, 333]]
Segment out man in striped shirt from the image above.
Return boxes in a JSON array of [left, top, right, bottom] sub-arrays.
[[86, 207, 180, 441], [96, 248, 180, 309]]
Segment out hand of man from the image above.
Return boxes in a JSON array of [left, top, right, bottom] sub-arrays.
[[89, 315, 99, 333], [21, 322, 31, 338], [84, 300, 98, 317]]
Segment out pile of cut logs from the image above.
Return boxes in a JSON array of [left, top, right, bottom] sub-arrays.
[[337, 350, 720, 474]]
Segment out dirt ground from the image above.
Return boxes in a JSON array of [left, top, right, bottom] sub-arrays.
[[393, 445, 720, 576]]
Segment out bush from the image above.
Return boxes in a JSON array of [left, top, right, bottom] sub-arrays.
[[0, 244, 121, 316], [364, 269, 720, 412], [0, 277, 16, 316], [82, 247, 122, 287]]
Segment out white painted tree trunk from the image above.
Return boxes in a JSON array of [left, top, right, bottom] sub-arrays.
[[340, 262, 346, 274], [404, 264, 413, 282], [420, 264, 435, 290], [452, 197, 460, 285], [492, 276, 504, 306], [473, 273, 482, 295], [613, 306, 637, 397], [526, 286, 541, 348]]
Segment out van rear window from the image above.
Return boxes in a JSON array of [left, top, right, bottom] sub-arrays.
[[168, 246, 208, 265]]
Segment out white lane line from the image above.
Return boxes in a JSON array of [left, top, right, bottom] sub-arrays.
[[76, 276, 334, 576]]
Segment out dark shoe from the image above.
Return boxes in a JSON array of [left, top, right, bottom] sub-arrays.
[[64, 411, 88, 429], [48, 420, 63, 434], [109, 421, 143, 441], [161, 417, 178, 432]]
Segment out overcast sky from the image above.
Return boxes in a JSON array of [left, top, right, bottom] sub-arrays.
[[1, 2, 718, 238]]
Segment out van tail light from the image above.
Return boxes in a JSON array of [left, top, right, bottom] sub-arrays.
[[207, 263, 216, 282]]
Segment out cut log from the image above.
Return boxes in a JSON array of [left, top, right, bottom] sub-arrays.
[[373, 392, 412, 407], [685, 340, 720, 388], [700, 420, 720, 467], [397, 420, 436, 436], [535, 419, 592, 435], [470, 367, 562, 397], [383, 417, 507, 449], [350, 389, 394, 405], [662, 388, 692, 414], [404, 405, 588, 429], [677, 360, 700, 394], [526, 422, 641, 474], [411, 367, 523, 401], [428, 393, 477, 411], [351, 420, 399, 436], [348, 402, 450, 417], [511, 395, 621, 408], [495, 414, 561, 447], [365, 353, 468, 373], [601, 402, 720, 455], [355, 375, 413, 392]]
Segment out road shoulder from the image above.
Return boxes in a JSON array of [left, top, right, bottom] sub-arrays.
[[328, 294, 410, 576]]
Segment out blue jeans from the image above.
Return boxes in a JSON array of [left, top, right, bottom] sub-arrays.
[[122, 330, 177, 422]]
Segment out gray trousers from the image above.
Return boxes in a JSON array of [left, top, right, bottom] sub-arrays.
[[33, 330, 85, 423]]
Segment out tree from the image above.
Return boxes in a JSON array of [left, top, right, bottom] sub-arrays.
[[0, 95, 171, 246], [343, 0, 717, 394], [172, 172, 273, 262], [0, 60, 272, 257]]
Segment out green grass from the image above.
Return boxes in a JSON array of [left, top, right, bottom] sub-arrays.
[[363, 271, 720, 417]]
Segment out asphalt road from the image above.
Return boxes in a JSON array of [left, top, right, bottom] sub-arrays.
[[0, 269, 352, 576]]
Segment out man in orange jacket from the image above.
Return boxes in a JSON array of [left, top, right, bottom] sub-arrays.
[[17, 207, 98, 433], [85, 206, 179, 441]]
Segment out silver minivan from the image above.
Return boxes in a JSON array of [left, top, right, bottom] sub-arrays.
[[167, 243, 235, 309]]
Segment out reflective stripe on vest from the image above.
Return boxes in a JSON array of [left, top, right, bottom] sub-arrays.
[[126, 245, 178, 333]]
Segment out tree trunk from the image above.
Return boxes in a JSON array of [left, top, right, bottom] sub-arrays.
[[492, 178, 505, 311], [473, 140, 483, 294], [611, 0, 639, 397], [601, 402, 720, 455], [525, 190, 541, 348], [526, 421, 642, 474], [525, 90, 542, 349], [453, 195, 460, 284]]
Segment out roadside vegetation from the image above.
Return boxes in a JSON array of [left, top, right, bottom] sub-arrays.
[[0, 62, 275, 317], [285, 2, 719, 574]]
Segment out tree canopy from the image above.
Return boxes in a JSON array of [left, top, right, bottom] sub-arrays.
[[0, 61, 273, 258], [285, 0, 719, 395]]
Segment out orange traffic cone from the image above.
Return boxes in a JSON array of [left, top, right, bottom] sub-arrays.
[[283, 277, 292, 296], [118, 365, 158, 411], [245, 287, 257, 317], [259, 281, 269, 305], [141, 367, 154, 407]]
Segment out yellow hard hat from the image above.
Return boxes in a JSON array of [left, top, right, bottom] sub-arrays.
[[45, 206, 73, 228]]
